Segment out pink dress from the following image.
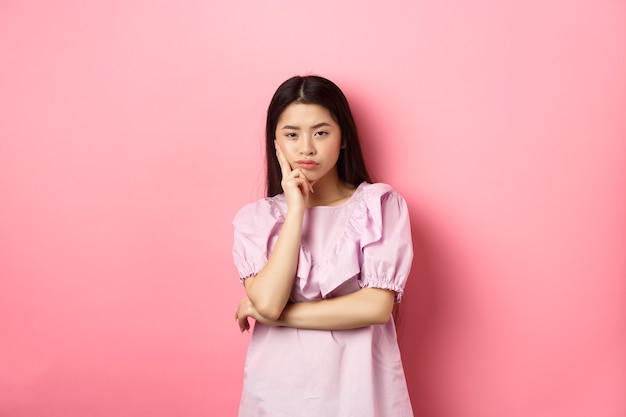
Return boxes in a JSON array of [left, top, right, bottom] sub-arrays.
[[232, 182, 414, 417]]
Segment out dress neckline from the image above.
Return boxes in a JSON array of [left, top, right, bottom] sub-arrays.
[[307, 181, 367, 209]]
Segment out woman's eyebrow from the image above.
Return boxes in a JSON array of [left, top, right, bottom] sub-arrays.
[[281, 122, 332, 130]]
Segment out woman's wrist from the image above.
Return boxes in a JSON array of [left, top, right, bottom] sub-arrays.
[[284, 207, 305, 221]]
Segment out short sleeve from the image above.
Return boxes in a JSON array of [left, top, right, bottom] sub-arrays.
[[359, 189, 413, 302], [232, 198, 284, 284]]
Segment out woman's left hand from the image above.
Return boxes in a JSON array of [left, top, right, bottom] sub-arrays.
[[235, 296, 275, 332]]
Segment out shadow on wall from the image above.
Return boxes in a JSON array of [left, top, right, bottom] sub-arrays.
[[348, 82, 451, 415], [396, 205, 453, 417]]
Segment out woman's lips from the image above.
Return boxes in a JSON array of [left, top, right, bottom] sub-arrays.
[[296, 160, 319, 169]]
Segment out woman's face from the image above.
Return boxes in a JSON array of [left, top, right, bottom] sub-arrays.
[[275, 103, 342, 186]]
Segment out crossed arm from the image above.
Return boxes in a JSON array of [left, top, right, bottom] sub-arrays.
[[236, 285, 395, 332]]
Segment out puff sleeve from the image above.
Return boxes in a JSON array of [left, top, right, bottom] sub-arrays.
[[232, 198, 284, 284], [358, 189, 413, 302]]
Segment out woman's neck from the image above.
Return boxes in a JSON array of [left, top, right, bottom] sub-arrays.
[[307, 174, 356, 207]]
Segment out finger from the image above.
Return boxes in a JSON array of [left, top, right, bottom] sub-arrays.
[[274, 141, 292, 178], [284, 174, 313, 197], [296, 168, 314, 194], [238, 315, 248, 333], [276, 144, 292, 179]]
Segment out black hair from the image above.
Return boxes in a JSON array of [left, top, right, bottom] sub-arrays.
[[265, 75, 372, 197]]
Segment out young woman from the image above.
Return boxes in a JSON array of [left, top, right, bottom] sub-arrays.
[[233, 75, 414, 416]]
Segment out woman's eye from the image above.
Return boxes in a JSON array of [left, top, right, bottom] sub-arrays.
[[315, 131, 328, 137], [285, 132, 297, 138]]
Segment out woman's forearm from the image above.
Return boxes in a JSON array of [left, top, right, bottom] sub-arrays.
[[244, 210, 303, 320], [271, 288, 396, 330]]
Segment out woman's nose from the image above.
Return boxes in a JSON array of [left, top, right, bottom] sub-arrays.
[[299, 136, 315, 155]]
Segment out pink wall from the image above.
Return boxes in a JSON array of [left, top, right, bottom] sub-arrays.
[[1, 1, 624, 416]]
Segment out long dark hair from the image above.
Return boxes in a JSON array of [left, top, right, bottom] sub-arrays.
[[265, 75, 372, 197]]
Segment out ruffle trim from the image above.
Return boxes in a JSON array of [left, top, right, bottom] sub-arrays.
[[239, 183, 403, 300], [237, 267, 259, 285], [358, 277, 405, 303], [292, 183, 398, 299]]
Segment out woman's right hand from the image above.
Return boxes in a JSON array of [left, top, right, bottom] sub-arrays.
[[275, 141, 314, 214], [235, 296, 278, 332]]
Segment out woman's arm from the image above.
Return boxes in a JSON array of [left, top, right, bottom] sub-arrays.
[[243, 143, 313, 320], [277, 288, 396, 330], [237, 288, 395, 332], [243, 211, 302, 320]]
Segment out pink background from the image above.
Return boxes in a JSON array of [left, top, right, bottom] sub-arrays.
[[1, 1, 625, 416]]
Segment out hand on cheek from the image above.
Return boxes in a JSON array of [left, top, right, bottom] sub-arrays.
[[275, 141, 314, 211]]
